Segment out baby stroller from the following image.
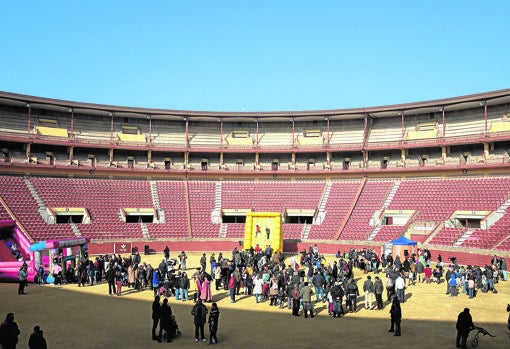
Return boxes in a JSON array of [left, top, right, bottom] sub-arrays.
[[470, 326, 495, 347], [161, 315, 182, 342], [158, 285, 172, 298]]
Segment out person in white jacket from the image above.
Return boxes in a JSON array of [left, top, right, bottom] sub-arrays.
[[252, 274, 264, 303], [395, 273, 406, 303]]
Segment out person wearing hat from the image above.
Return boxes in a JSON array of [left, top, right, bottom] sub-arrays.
[[28, 325, 47, 349], [456, 308, 474, 349]]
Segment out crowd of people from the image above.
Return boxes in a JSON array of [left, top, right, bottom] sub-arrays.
[[13, 244, 509, 346]]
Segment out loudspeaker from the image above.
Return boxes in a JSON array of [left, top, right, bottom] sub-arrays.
[[144, 245, 150, 255]]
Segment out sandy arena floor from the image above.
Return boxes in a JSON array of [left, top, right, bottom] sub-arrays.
[[1, 252, 509, 349]]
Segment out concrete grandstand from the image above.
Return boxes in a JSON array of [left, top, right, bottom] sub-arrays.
[[0, 89, 510, 272]]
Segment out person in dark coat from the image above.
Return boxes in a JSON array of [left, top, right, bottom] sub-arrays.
[[456, 308, 474, 349], [388, 296, 402, 336], [374, 276, 384, 310], [0, 313, 20, 349], [191, 299, 208, 342], [159, 298, 173, 342], [151, 296, 161, 340], [106, 265, 116, 296], [208, 302, 220, 344], [330, 281, 345, 317], [28, 325, 47, 349]]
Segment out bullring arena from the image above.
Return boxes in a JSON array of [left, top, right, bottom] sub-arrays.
[[0, 89, 509, 348]]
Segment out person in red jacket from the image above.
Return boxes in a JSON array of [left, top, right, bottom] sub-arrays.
[[424, 264, 433, 283]]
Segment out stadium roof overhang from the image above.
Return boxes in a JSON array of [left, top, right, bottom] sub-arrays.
[[1, 88, 510, 123]]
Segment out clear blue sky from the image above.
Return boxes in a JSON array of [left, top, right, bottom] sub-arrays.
[[1, 1, 508, 112]]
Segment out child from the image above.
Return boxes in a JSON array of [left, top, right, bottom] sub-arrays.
[[408, 270, 414, 286], [327, 289, 333, 316]]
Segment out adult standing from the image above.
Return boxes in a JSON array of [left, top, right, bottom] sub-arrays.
[[209, 253, 216, 276], [456, 308, 473, 349], [268, 274, 279, 306], [227, 273, 236, 303], [53, 262, 62, 286], [200, 274, 213, 302], [106, 264, 116, 296], [363, 275, 374, 309], [208, 302, 220, 344], [252, 274, 264, 303], [163, 246, 170, 261], [191, 299, 208, 342], [179, 271, 190, 301], [388, 297, 402, 336], [415, 259, 424, 283], [152, 269, 160, 297], [395, 273, 406, 303], [233, 267, 242, 296], [159, 298, 173, 343], [374, 276, 384, 310], [501, 257, 507, 281], [346, 278, 360, 313], [28, 325, 47, 349], [151, 296, 161, 341], [506, 303, 510, 334], [330, 281, 344, 317], [179, 251, 188, 271], [213, 264, 222, 291], [312, 270, 326, 303], [0, 313, 20, 349], [291, 284, 301, 316], [18, 265, 28, 295], [200, 253, 207, 271], [299, 282, 315, 318]]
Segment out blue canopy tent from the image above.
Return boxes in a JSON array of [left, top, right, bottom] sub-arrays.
[[390, 236, 417, 260]]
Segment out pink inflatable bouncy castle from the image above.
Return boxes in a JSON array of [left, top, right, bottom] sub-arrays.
[[0, 220, 36, 282]]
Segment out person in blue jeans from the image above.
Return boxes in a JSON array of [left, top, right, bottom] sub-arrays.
[[312, 271, 326, 303], [179, 272, 190, 301]]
